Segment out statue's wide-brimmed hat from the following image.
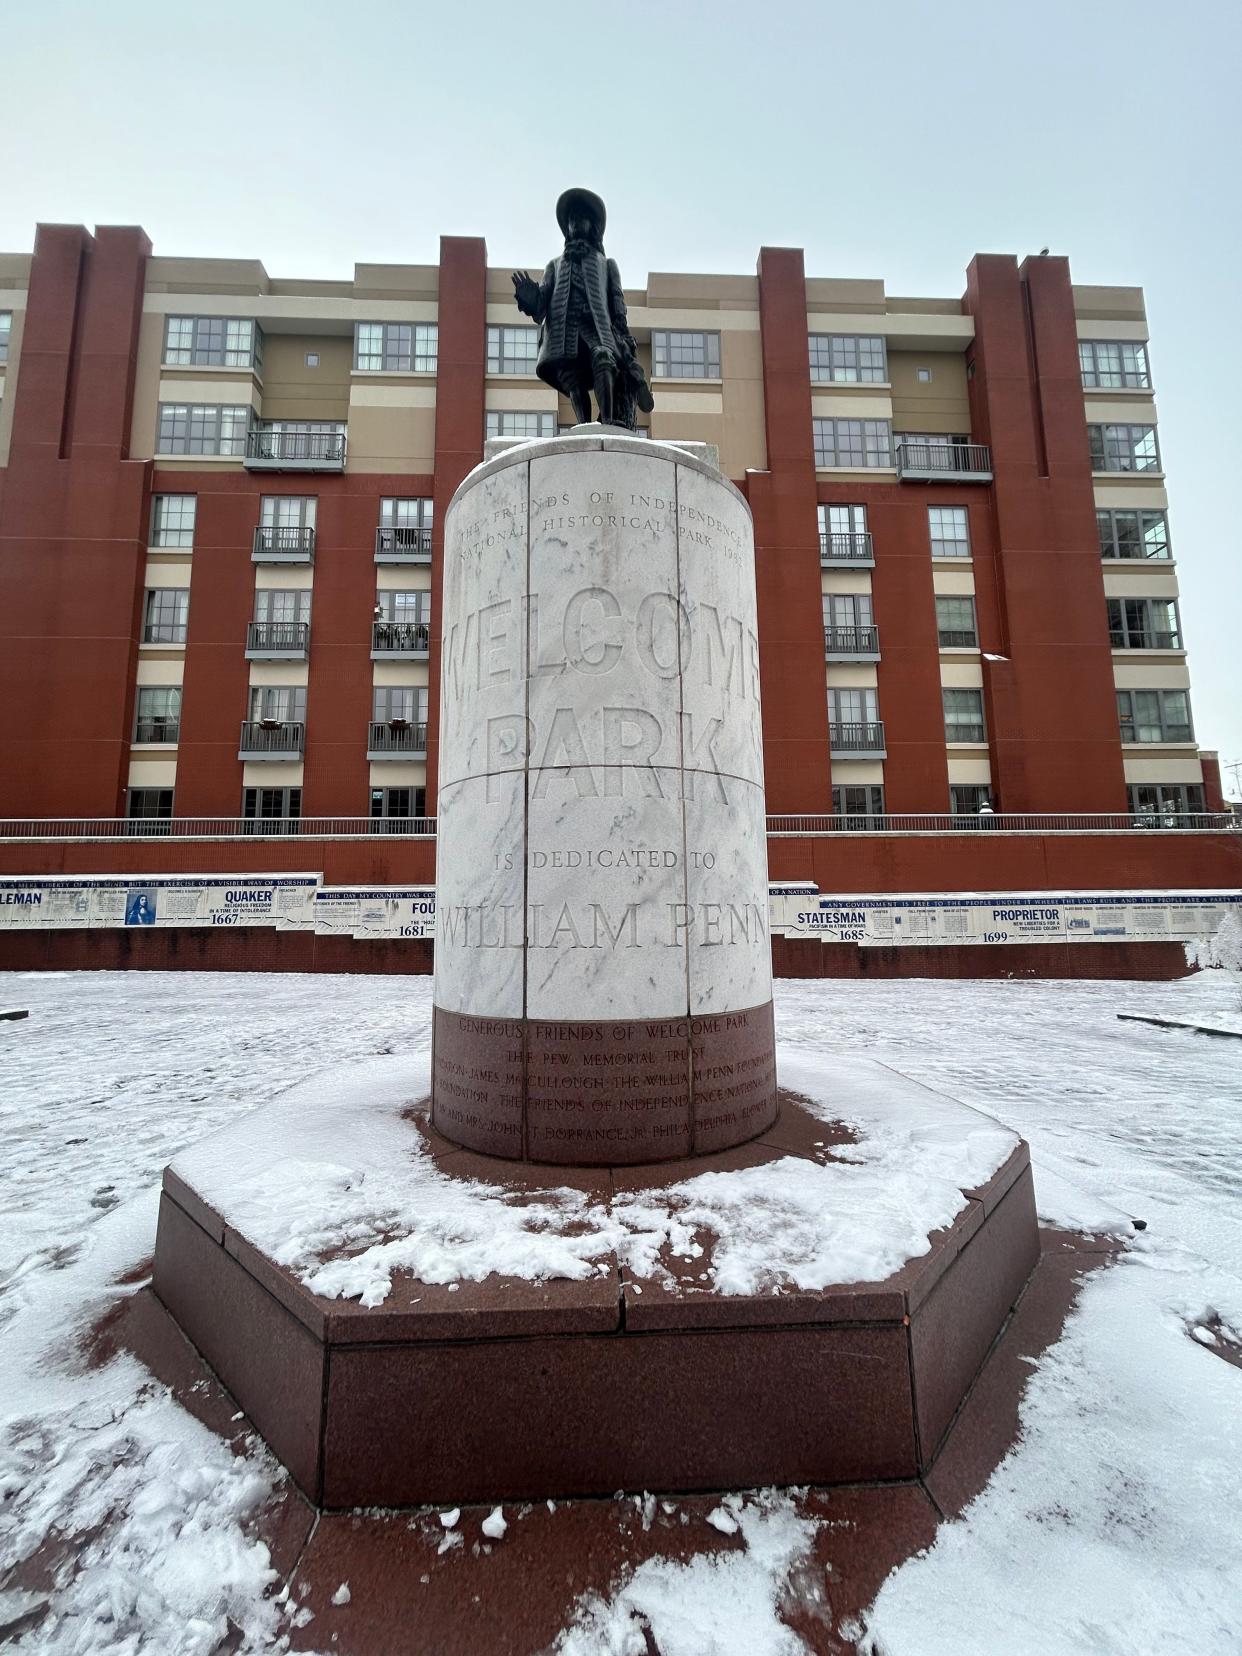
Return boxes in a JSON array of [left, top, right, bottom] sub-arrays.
[[556, 187, 606, 237]]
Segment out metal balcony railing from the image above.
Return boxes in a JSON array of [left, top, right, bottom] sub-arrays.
[[829, 720, 886, 755], [375, 526, 433, 561], [133, 718, 180, 744], [896, 440, 992, 482], [371, 620, 430, 658], [244, 429, 346, 470], [238, 719, 305, 758], [1110, 630, 1182, 650], [0, 811, 1232, 842], [824, 624, 880, 658], [246, 621, 310, 658], [252, 526, 316, 561], [367, 720, 428, 757], [819, 531, 874, 565]]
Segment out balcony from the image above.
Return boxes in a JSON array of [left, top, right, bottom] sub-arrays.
[[819, 531, 874, 567], [246, 621, 310, 661], [829, 720, 886, 758], [244, 429, 345, 472], [896, 440, 992, 483], [252, 526, 315, 563], [375, 526, 432, 563], [368, 720, 428, 760], [371, 620, 430, 660], [824, 623, 880, 661], [238, 720, 305, 760]]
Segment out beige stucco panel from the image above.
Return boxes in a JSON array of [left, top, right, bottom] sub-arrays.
[[830, 761, 885, 784], [368, 762, 427, 786], [136, 657, 185, 687], [889, 349, 971, 435], [825, 665, 878, 689], [946, 757, 993, 784], [242, 761, 304, 787], [1094, 481, 1168, 509], [652, 391, 725, 416], [263, 334, 351, 421], [810, 392, 893, 420], [932, 569, 976, 596], [375, 567, 432, 592], [249, 662, 309, 688], [346, 405, 436, 473], [486, 385, 558, 412], [940, 662, 984, 688], [351, 379, 437, 407], [1102, 570, 1179, 600], [822, 572, 874, 595], [1123, 755, 1203, 784], [255, 564, 314, 591], [143, 560, 193, 588], [1113, 662, 1192, 689], [128, 312, 165, 460], [127, 758, 178, 787], [372, 662, 430, 688], [1083, 396, 1158, 425]]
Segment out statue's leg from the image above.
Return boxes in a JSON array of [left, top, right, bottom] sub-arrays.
[[591, 346, 617, 425], [554, 361, 591, 426]]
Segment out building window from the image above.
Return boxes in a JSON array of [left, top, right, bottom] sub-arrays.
[[950, 784, 993, 816], [1116, 689, 1193, 744], [1127, 783, 1205, 820], [260, 495, 317, 531], [126, 787, 173, 820], [373, 686, 428, 726], [813, 418, 892, 468], [134, 686, 181, 744], [1078, 339, 1150, 389], [1096, 508, 1170, 560], [916, 367, 932, 383], [354, 322, 438, 373], [487, 325, 539, 375], [1088, 423, 1160, 473], [823, 594, 875, 654], [808, 334, 886, 384], [305, 352, 319, 368], [370, 786, 427, 827], [379, 497, 433, 530], [249, 685, 306, 724], [143, 589, 189, 644], [831, 785, 885, 823], [254, 589, 311, 625], [156, 404, 250, 456], [830, 687, 879, 725], [1106, 597, 1182, 650], [376, 590, 430, 624], [163, 316, 262, 370], [936, 596, 978, 647], [242, 787, 302, 832], [943, 687, 985, 743], [652, 331, 720, 379], [485, 410, 555, 439], [150, 494, 197, 548], [0, 311, 11, 363], [928, 506, 971, 558]]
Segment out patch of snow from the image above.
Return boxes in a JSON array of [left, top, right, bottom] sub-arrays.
[[553, 1491, 818, 1656], [861, 1237, 1242, 1656], [439, 1507, 460, 1529], [481, 1505, 507, 1540], [706, 1505, 740, 1536], [330, 1581, 350, 1606], [170, 1048, 1017, 1306]]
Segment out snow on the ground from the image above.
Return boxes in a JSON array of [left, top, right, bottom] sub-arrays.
[[1, 967, 1240, 1654], [175, 1046, 1016, 1307]]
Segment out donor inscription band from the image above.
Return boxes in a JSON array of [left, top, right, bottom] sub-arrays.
[[431, 430, 778, 1165]]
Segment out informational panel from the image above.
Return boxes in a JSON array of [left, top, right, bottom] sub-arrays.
[[783, 891, 1242, 947], [0, 876, 1236, 950]]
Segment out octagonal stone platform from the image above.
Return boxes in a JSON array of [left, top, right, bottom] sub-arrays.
[[152, 1059, 1040, 1510]]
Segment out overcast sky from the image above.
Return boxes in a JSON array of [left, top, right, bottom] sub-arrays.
[[6, 0, 1239, 794]]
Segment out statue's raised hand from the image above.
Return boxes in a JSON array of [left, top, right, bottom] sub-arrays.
[[512, 270, 540, 316]]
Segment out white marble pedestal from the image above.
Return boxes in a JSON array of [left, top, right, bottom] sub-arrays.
[[432, 428, 776, 1163]]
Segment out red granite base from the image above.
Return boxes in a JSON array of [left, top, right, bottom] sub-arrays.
[[152, 1092, 1040, 1510], [430, 1000, 779, 1163]]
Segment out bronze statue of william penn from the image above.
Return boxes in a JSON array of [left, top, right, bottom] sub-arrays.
[[512, 188, 654, 431]]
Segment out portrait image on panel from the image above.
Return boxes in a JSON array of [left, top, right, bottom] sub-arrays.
[[124, 888, 158, 926]]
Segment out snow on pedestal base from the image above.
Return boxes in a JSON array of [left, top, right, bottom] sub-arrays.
[[151, 1049, 1040, 1508]]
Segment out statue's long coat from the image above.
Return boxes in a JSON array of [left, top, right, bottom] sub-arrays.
[[529, 249, 625, 384]]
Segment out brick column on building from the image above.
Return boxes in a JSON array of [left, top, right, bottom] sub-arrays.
[[425, 236, 487, 816], [751, 246, 833, 813], [963, 253, 1127, 812], [1200, 752, 1226, 814], [0, 224, 152, 818]]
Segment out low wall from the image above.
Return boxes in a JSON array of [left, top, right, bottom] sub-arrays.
[[0, 927, 1192, 981]]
